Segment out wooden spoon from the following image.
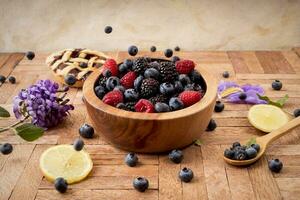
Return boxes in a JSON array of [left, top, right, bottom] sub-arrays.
[[224, 116, 300, 166]]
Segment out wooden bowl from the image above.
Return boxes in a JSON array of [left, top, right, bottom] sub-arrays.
[[83, 60, 217, 153]]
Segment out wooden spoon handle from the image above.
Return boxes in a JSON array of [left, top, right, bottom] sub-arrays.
[[261, 117, 300, 145]]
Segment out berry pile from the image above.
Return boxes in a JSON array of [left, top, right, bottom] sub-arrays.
[[224, 142, 260, 160], [94, 57, 206, 113]]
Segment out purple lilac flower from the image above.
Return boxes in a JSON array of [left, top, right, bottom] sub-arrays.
[[218, 81, 267, 104], [13, 80, 74, 128]]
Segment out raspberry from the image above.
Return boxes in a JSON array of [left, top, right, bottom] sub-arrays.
[[176, 60, 195, 74], [178, 91, 202, 107], [120, 71, 137, 89], [103, 59, 118, 76], [135, 99, 154, 113], [102, 90, 123, 106]]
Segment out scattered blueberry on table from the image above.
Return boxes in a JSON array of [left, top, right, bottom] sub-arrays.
[[222, 71, 229, 78], [206, 119, 217, 131], [8, 76, 16, 84], [133, 177, 149, 192], [268, 159, 283, 173], [214, 101, 224, 112], [169, 149, 184, 164], [272, 80, 282, 90], [79, 124, 94, 139], [293, 108, 300, 117], [179, 167, 194, 182], [25, 51, 35, 60], [0, 75, 6, 83], [54, 177, 68, 193], [73, 138, 84, 151], [125, 153, 139, 167], [0, 143, 13, 155]]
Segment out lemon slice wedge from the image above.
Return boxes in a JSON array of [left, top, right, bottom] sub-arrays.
[[39, 145, 93, 184], [248, 104, 289, 132]]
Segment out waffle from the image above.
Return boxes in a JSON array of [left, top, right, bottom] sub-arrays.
[[46, 48, 110, 88]]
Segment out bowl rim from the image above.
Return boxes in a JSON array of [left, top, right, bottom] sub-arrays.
[[83, 59, 218, 120]]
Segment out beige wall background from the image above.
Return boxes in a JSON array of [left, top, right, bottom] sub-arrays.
[[0, 0, 300, 52]]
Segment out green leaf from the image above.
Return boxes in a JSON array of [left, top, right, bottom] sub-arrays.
[[257, 94, 289, 108], [194, 139, 203, 146], [14, 123, 44, 141], [246, 138, 256, 147], [0, 106, 10, 118]]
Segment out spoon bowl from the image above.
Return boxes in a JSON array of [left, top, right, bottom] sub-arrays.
[[224, 116, 300, 166]]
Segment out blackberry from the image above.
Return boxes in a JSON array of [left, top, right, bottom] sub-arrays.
[[140, 78, 159, 98], [158, 62, 177, 82], [124, 101, 137, 111], [98, 76, 107, 88], [133, 57, 147, 74], [149, 94, 168, 105]]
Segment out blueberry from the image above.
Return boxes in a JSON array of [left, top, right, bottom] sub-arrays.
[[155, 102, 170, 113], [124, 59, 133, 69], [0, 143, 13, 155], [79, 62, 88, 68], [272, 80, 282, 90], [234, 150, 247, 160], [116, 103, 126, 109], [8, 76, 16, 84], [178, 74, 191, 86], [239, 92, 247, 100], [25, 51, 35, 60], [222, 71, 229, 78], [103, 69, 112, 77], [171, 56, 180, 63], [214, 101, 224, 112], [95, 85, 106, 99], [174, 81, 183, 93], [189, 70, 202, 84], [114, 85, 126, 93], [73, 138, 84, 151], [168, 149, 183, 164], [0, 75, 6, 83], [79, 124, 94, 139], [150, 46, 156, 52], [245, 147, 257, 159], [128, 45, 138, 56], [184, 84, 194, 91], [268, 159, 283, 173], [118, 64, 128, 73], [134, 75, 144, 91], [125, 152, 138, 167], [144, 68, 160, 79], [54, 177, 68, 193], [164, 49, 173, 58], [124, 89, 139, 101], [224, 149, 235, 159], [293, 108, 300, 117], [169, 97, 184, 111], [64, 74, 77, 85], [179, 167, 193, 183], [104, 26, 112, 34], [160, 82, 175, 96], [250, 143, 260, 152], [106, 76, 120, 91], [174, 46, 180, 51], [232, 142, 241, 149], [206, 119, 217, 131], [133, 177, 149, 192]]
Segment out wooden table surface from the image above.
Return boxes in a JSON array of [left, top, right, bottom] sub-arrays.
[[0, 49, 300, 200]]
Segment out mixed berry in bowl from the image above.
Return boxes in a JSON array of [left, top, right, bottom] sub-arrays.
[[94, 57, 206, 113]]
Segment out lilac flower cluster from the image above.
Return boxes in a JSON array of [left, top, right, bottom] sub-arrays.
[[218, 81, 267, 104], [13, 80, 74, 128]]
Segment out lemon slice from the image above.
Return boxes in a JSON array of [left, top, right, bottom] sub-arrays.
[[39, 145, 93, 184], [220, 87, 243, 98], [248, 104, 289, 132]]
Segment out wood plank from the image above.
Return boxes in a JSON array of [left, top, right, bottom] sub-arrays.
[[0, 53, 11, 69], [236, 73, 300, 80], [248, 157, 282, 200], [267, 145, 300, 155], [9, 145, 50, 200], [201, 145, 231, 200], [292, 47, 300, 57], [35, 189, 158, 200], [276, 178, 300, 200], [181, 146, 208, 200], [227, 51, 250, 73], [158, 155, 182, 200], [91, 154, 158, 165], [0, 53, 24, 77], [282, 51, 300, 74], [0, 145, 35, 200], [272, 166, 300, 178], [240, 51, 264, 74], [266, 155, 300, 166]]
